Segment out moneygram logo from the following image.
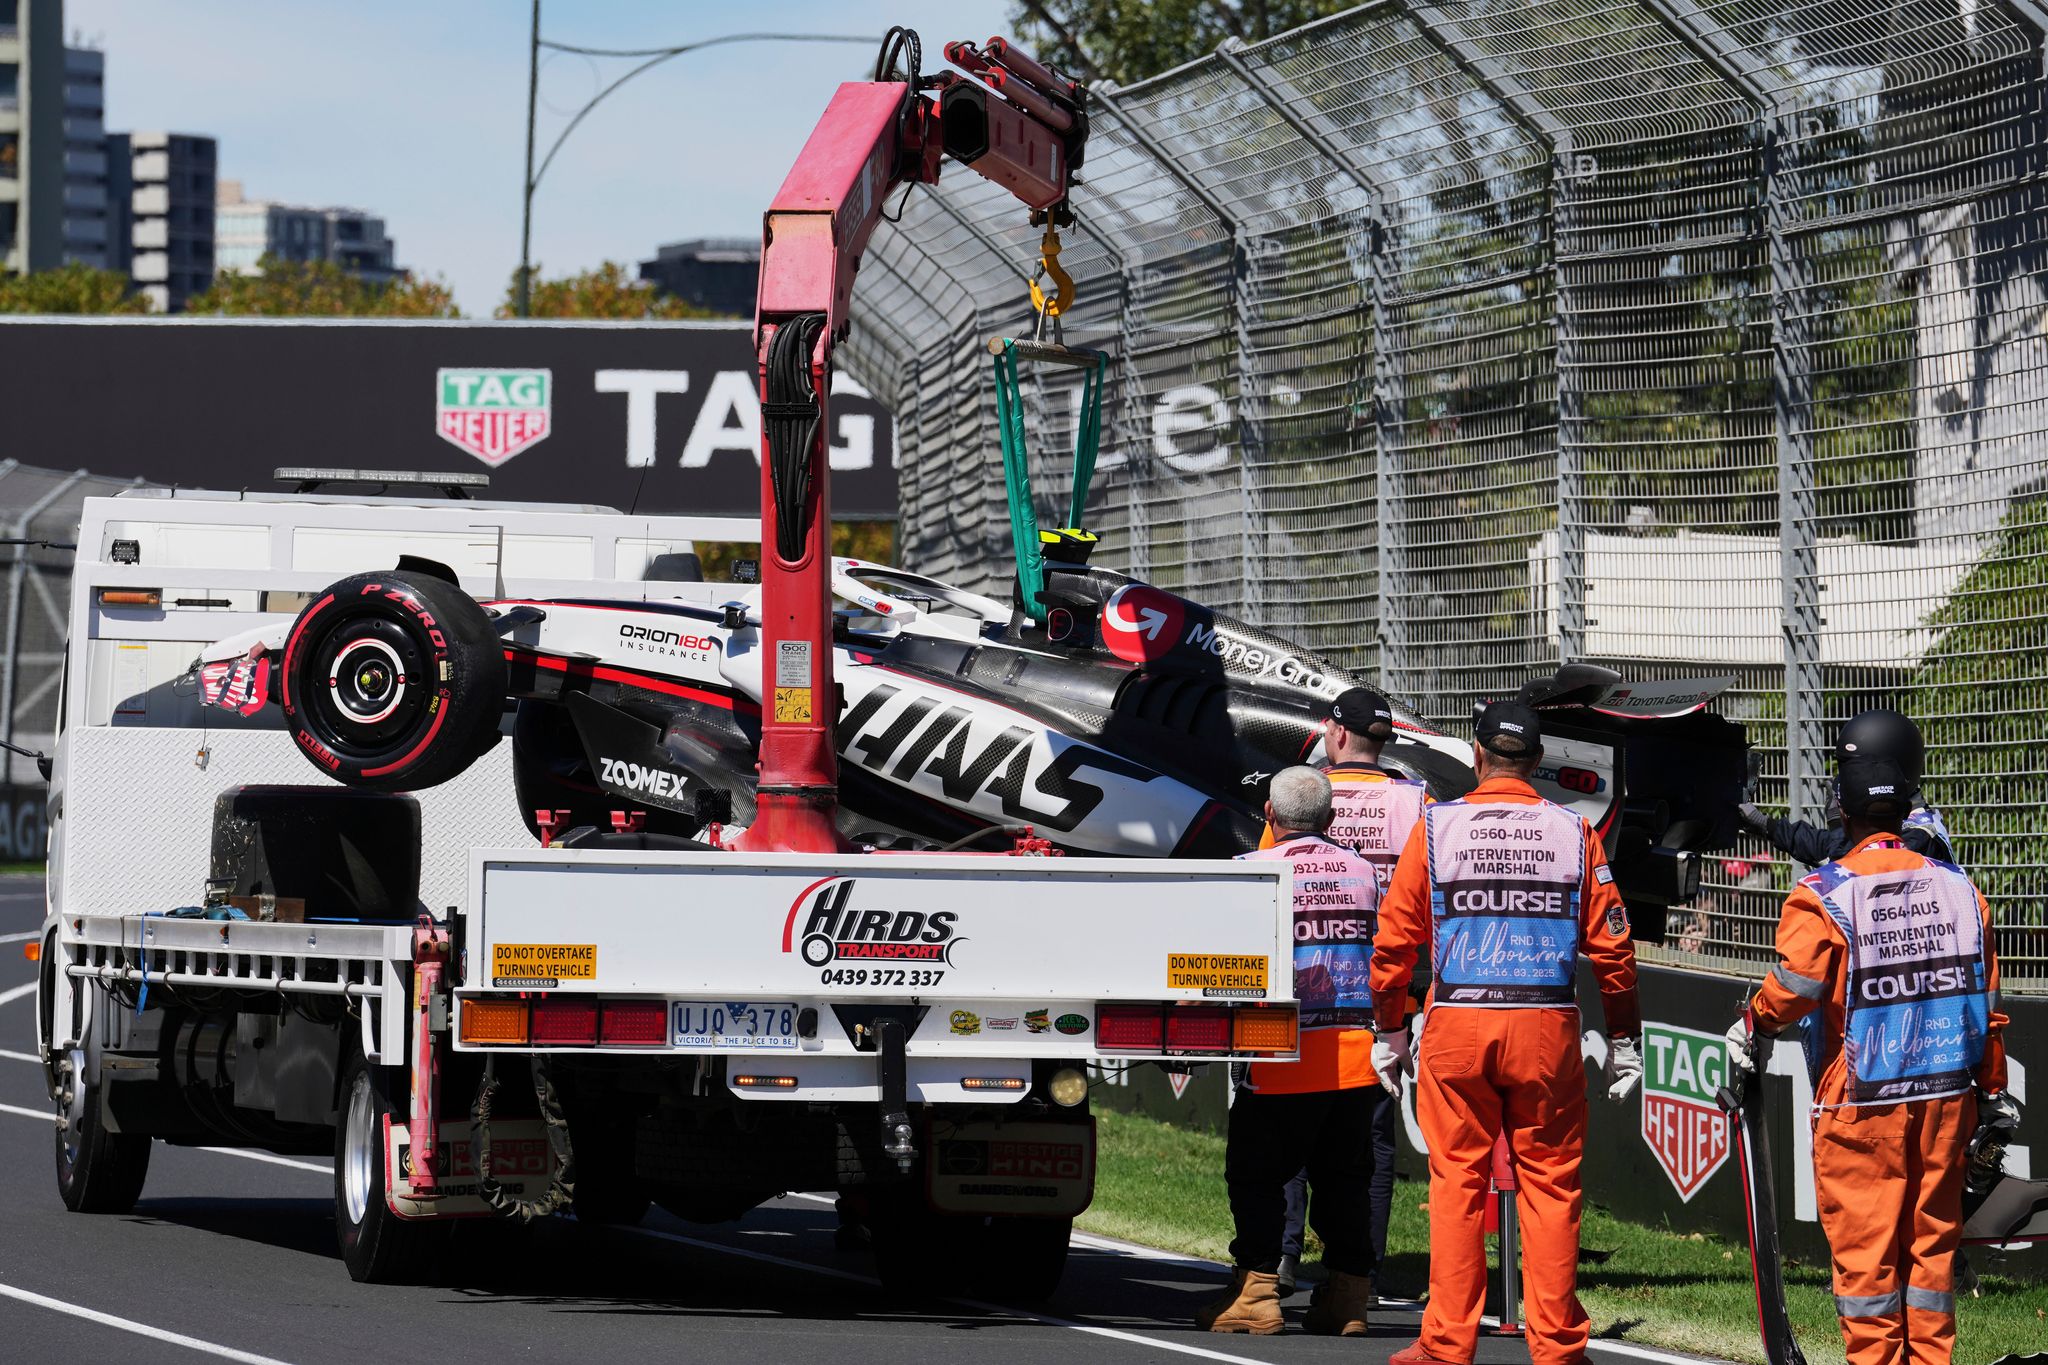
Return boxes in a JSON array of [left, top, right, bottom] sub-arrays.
[[436, 368, 552, 466], [781, 877, 962, 967], [1640, 1022, 1731, 1201]]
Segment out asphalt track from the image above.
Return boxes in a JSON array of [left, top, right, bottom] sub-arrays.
[[0, 877, 1725, 1365]]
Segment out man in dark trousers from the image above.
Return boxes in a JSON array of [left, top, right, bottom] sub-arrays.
[[1198, 766, 1385, 1335], [1260, 686, 1430, 1296]]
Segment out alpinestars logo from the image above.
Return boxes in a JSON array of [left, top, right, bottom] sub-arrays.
[[597, 756, 691, 801], [782, 878, 962, 967]]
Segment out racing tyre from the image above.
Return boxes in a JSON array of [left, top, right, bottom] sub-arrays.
[[281, 570, 505, 793], [335, 1051, 450, 1283], [53, 1003, 151, 1214]]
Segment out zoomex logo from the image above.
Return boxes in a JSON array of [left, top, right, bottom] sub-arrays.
[[781, 877, 963, 967]]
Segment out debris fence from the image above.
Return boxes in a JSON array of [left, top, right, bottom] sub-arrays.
[[844, 0, 2048, 984]]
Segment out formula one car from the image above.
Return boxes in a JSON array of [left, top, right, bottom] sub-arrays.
[[198, 548, 1746, 936]]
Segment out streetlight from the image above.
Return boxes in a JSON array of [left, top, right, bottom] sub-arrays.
[[516, 5, 878, 317]]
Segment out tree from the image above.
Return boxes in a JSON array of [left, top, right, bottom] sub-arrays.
[[185, 257, 460, 317], [0, 262, 149, 314], [1008, 0, 1354, 84], [498, 261, 720, 321]]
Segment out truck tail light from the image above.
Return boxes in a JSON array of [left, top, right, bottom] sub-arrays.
[[98, 588, 162, 607], [600, 1000, 667, 1046], [1164, 1006, 1233, 1053], [732, 1074, 798, 1089], [529, 998, 599, 1046], [1095, 1004, 1164, 1051], [960, 1076, 1027, 1091], [1233, 1005, 1298, 1054], [460, 998, 528, 1045]]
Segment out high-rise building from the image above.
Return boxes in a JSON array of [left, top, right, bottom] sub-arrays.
[[638, 238, 757, 317], [61, 43, 108, 269], [0, 0, 65, 275], [216, 182, 398, 283], [122, 131, 214, 310]]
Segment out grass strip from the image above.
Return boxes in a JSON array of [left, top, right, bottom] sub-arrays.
[[1080, 1108, 2046, 1364]]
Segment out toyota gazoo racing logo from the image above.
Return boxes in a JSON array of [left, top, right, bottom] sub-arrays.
[[597, 756, 691, 802], [783, 877, 963, 967], [617, 622, 720, 660]]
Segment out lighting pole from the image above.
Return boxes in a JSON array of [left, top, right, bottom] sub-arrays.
[[515, 24, 876, 319]]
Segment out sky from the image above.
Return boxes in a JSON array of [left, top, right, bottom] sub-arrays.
[[71, 0, 1014, 314]]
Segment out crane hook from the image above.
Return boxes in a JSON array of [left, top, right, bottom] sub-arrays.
[[1028, 225, 1075, 319]]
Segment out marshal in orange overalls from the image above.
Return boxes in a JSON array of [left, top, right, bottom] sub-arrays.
[[1748, 834, 2007, 1365], [1371, 774, 1639, 1365]]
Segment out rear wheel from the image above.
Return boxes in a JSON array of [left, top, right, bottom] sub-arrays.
[[281, 569, 504, 792], [53, 1000, 151, 1214], [335, 1052, 449, 1283]]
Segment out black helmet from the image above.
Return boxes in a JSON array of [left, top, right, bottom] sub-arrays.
[[1836, 709, 1924, 787]]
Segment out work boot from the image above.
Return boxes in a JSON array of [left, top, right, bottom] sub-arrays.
[[1194, 1268, 1284, 1334], [1303, 1270, 1373, 1336], [1389, 1342, 1468, 1365], [1276, 1253, 1300, 1296]]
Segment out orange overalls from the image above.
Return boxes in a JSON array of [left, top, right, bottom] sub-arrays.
[[1749, 834, 2007, 1365], [1371, 775, 1639, 1365]]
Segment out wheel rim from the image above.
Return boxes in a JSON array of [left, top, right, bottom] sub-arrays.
[[343, 1071, 375, 1226], [299, 607, 436, 764], [57, 1047, 85, 1173]]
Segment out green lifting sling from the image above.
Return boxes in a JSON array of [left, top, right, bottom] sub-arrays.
[[989, 336, 1108, 623]]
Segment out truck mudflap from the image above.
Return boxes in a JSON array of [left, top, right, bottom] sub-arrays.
[[927, 1116, 1096, 1218], [384, 1117, 549, 1220]]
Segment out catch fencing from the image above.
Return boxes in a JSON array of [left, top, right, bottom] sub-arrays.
[[843, 0, 2048, 984]]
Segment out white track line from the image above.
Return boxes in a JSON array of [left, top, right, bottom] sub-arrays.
[[0, 1282, 294, 1365], [0, 981, 37, 1006], [0, 1057, 1719, 1363], [0, 930, 39, 944], [625, 1223, 1270, 1363], [0, 1102, 332, 1178]]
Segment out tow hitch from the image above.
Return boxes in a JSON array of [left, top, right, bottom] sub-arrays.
[[863, 1016, 917, 1174]]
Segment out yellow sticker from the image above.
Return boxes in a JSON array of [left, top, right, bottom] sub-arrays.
[[773, 686, 814, 723], [491, 942, 596, 987], [1168, 953, 1269, 999]]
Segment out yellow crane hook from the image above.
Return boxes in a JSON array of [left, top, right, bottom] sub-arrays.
[[1029, 224, 1075, 318]]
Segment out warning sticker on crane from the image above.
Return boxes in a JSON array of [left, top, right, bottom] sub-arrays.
[[1168, 953, 1269, 998], [774, 688, 814, 723], [492, 942, 596, 987]]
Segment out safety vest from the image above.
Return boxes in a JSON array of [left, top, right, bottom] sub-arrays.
[[1424, 798, 1585, 1008], [1325, 769, 1429, 893], [1237, 834, 1379, 1092], [1804, 850, 1990, 1105]]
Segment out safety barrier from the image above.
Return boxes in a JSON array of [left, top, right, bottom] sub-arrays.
[[845, 1, 2048, 988]]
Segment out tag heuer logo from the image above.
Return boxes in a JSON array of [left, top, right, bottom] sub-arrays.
[[436, 368, 551, 466], [1640, 1022, 1731, 1201]]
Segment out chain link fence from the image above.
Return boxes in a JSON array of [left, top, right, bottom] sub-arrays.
[[844, 0, 2048, 987], [0, 462, 150, 788]]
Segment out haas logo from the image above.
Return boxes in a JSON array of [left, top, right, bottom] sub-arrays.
[[782, 878, 963, 967]]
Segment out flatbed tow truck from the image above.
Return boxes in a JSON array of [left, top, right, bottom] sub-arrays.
[[31, 32, 1303, 1297]]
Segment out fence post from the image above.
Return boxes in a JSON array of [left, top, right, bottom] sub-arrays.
[[1400, 2, 1584, 667], [1092, 84, 1255, 618], [1217, 41, 1411, 695]]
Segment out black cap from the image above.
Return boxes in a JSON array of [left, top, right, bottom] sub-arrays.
[[1317, 686, 1395, 739], [1839, 757, 1909, 818], [1474, 699, 1542, 757]]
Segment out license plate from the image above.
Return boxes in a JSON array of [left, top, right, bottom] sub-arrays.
[[673, 1001, 800, 1049]]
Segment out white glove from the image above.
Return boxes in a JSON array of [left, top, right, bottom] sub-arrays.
[[1372, 1027, 1413, 1097], [1725, 1015, 1758, 1077], [1605, 1036, 1643, 1102], [1980, 1091, 2022, 1133]]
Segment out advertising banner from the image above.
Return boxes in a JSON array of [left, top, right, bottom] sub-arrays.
[[0, 319, 895, 518]]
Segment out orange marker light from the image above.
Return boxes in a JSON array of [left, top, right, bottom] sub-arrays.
[[23, 941, 40, 963], [1233, 1006, 1298, 1054], [458, 998, 529, 1045]]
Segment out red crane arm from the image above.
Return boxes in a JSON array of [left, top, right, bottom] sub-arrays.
[[737, 34, 1085, 854]]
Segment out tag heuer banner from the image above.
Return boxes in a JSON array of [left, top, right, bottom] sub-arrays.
[[0, 319, 895, 518], [1639, 1021, 1732, 1201]]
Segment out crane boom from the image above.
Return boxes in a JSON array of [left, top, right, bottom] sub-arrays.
[[739, 31, 1087, 853]]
